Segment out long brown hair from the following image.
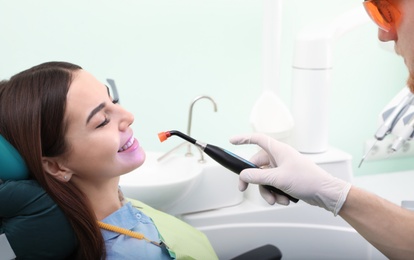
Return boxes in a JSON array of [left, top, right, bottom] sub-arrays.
[[0, 62, 105, 259]]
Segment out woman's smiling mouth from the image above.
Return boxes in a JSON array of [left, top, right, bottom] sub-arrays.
[[118, 136, 135, 152]]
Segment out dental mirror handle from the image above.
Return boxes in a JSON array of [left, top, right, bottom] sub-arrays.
[[391, 115, 414, 152], [197, 142, 299, 203], [375, 91, 414, 140]]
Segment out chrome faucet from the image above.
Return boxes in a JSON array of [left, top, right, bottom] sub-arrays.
[[186, 95, 218, 157], [157, 95, 218, 163], [106, 79, 120, 104]]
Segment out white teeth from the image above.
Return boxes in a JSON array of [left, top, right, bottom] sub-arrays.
[[119, 136, 134, 152]]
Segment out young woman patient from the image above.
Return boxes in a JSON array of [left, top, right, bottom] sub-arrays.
[[0, 61, 217, 259]]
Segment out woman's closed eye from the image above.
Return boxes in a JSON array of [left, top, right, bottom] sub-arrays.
[[96, 116, 110, 128], [94, 99, 119, 128]]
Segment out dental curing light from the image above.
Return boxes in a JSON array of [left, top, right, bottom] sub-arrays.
[[0, 134, 29, 181], [158, 130, 299, 203]]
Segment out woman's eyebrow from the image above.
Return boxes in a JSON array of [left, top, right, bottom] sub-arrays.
[[86, 102, 105, 124]]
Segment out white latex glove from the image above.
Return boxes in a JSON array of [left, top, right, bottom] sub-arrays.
[[229, 133, 351, 216]]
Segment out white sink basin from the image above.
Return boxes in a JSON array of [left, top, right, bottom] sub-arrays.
[[119, 152, 203, 211]]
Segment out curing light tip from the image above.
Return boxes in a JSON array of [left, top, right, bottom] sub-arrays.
[[158, 132, 170, 142]]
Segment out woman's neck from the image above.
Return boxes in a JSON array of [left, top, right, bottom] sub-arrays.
[[73, 177, 123, 220]]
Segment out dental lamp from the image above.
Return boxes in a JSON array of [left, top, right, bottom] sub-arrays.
[[291, 6, 370, 153]]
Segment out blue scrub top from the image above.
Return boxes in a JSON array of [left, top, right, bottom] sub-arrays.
[[100, 202, 172, 260]]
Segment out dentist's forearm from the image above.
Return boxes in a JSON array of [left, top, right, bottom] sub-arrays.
[[339, 186, 414, 259]]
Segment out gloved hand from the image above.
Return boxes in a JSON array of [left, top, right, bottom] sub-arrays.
[[229, 133, 351, 216]]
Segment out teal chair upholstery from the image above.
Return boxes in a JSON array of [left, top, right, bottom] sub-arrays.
[[0, 180, 77, 259]]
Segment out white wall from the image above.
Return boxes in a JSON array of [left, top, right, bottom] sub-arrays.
[[0, 0, 410, 175]]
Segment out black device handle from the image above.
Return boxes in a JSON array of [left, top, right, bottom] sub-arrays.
[[204, 144, 299, 203]]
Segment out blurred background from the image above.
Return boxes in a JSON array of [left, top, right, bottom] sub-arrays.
[[0, 0, 409, 176]]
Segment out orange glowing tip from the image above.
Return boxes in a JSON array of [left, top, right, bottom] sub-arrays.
[[158, 131, 172, 142], [158, 130, 197, 144]]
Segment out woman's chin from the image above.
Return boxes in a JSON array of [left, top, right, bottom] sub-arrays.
[[119, 146, 146, 173], [131, 146, 146, 168]]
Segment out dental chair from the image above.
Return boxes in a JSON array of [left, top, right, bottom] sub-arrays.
[[0, 180, 282, 260], [0, 135, 77, 259], [0, 136, 282, 259], [232, 244, 282, 260], [0, 182, 282, 260], [0, 180, 77, 260]]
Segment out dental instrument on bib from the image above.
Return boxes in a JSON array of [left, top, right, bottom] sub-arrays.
[[158, 130, 299, 203], [358, 91, 414, 167]]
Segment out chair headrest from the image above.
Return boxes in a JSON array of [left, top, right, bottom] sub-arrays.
[[1, 180, 77, 258], [0, 135, 29, 182]]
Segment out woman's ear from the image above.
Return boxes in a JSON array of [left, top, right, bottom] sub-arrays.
[[42, 157, 72, 182]]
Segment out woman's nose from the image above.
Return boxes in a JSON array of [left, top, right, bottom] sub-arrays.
[[118, 106, 134, 131]]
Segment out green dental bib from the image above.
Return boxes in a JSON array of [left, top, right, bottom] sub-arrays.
[[127, 198, 218, 260]]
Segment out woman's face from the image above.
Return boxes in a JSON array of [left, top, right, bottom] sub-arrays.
[[60, 70, 145, 183]]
